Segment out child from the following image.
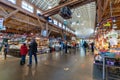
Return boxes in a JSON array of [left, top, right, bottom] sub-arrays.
[[20, 43, 28, 65]]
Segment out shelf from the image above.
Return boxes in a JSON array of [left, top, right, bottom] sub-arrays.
[[94, 63, 120, 68]]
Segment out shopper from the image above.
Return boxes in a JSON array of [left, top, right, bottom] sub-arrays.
[[3, 42, 9, 60], [60, 40, 64, 50], [28, 38, 38, 66], [20, 43, 28, 65], [83, 41, 88, 55], [90, 42, 94, 53], [64, 41, 68, 54], [49, 41, 52, 53]]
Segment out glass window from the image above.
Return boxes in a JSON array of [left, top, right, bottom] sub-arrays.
[[37, 9, 42, 17], [22, 1, 34, 13], [53, 19, 57, 25], [63, 25, 65, 29], [7, 0, 16, 4], [36, 10, 41, 14], [59, 22, 62, 27]]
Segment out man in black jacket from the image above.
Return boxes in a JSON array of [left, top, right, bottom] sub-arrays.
[[83, 41, 88, 55], [28, 38, 38, 66]]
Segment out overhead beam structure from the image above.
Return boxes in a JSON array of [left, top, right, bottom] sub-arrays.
[[0, 0, 76, 37], [4, 9, 19, 21], [42, 0, 95, 17]]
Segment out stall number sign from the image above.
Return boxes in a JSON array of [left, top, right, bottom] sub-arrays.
[[103, 22, 111, 27], [0, 18, 4, 29]]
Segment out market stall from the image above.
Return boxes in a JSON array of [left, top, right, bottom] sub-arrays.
[[94, 29, 120, 80]]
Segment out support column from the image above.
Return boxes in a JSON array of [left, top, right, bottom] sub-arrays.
[[46, 22, 48, 32], [47, 29, 52, 37], [60, 30, 64, 40], [37, 18, 44, 30], [46, 22, 49, 37]]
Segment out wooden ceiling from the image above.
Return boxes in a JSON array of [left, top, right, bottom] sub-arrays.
[[97, 0, 120, 30], [0, 0, 75, 38], [28, 0, 96, 38], [42, 0, 95, 17]]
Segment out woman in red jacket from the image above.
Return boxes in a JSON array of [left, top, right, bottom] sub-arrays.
[[20, 43, 28, 65]]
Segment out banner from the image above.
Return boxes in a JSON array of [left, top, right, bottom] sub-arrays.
[[0, 18, 4, 30]]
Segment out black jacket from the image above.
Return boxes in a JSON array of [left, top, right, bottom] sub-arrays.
[[29, 41, 37, 54]]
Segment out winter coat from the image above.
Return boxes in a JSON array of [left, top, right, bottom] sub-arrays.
[[83, 42, 88, 48], [20, 45, 28, 56], [29, 41, 37, 54]]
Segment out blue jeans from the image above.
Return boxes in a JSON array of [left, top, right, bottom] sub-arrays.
[[21, 55, 26, 62], [20, 55, 26, 65], [29, 52, 38, 65], [84, 47, 86, 55]]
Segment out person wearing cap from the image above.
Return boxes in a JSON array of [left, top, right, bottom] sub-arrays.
[[20, 43, 28, 65]]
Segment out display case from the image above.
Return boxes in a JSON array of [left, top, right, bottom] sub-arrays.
[[94, 49, 120, 80], [36, 37, 49, 53], [8, 34, 26, 57]]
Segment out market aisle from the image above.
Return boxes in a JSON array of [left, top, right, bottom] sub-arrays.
[[0, 48, 102, 80]]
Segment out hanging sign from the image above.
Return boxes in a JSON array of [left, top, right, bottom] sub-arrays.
[[103, 22, 111, 27], [63, 20, 67, 26], [0, 18, 4, 29]]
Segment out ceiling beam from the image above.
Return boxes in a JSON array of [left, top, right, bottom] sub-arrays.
[[69, 0, 95, 9], [4, 9, 19, 21], [12, 17, 39, 27], [102, 0, 109, 17], [0, 0, 75, 35], [42, 0, 95, 17], [0, 0, 45, 21], [42, 0, 78, 16]]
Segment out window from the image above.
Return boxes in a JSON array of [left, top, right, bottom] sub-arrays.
[[37, 10, 41, 14], [59, 22, 62, 27], [22, 1, 34, 13], [36, 9, 42, 17], [53, 19, 58, 25], [7, 0, 16, 4], [63, 25, 65, 29]]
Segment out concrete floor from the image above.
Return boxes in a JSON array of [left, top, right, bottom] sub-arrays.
[[0, 48, 102, 80]]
